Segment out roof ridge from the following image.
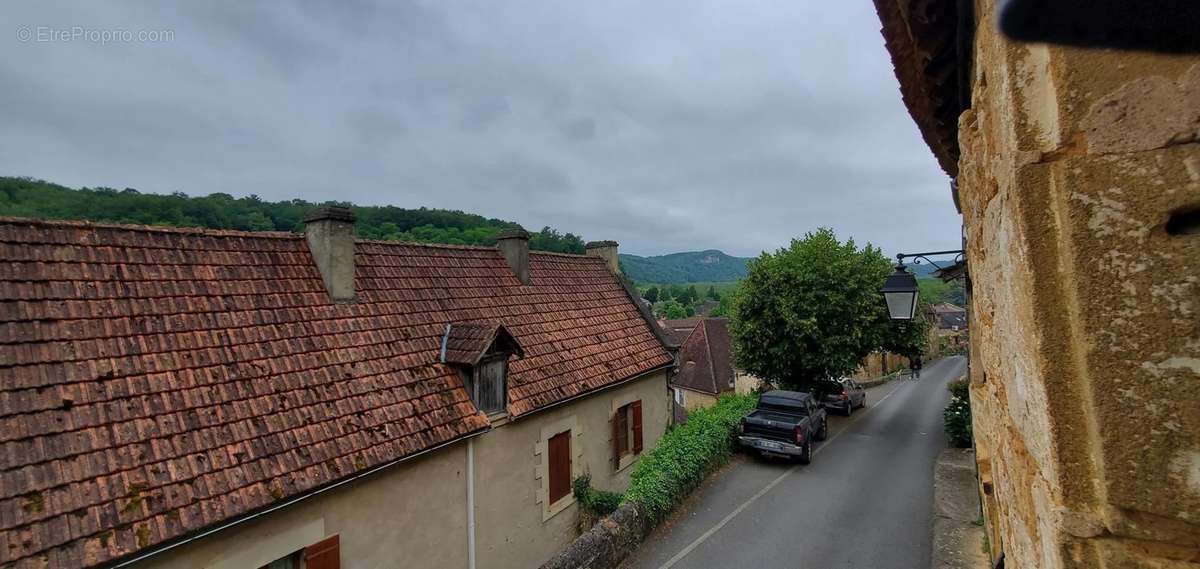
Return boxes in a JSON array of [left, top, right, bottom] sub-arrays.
[[355, 238, 500, 252], [0, 216, 303, 239], [702, 319, 719, 394], [0, 216, 604, 259]]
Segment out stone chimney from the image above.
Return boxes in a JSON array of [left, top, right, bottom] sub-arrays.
[[586, 240, 620, 274], [496, 226, 531, 285], [304, 206, 357, 302]]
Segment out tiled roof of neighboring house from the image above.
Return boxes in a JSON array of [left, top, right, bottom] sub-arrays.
[[930, 302, 965, 313], [927, 303, 967, 329], [872, 0, 971, 177], [670, 318, 735, 396], [661, 316, 702, 348], [0, 218, 673, 569]]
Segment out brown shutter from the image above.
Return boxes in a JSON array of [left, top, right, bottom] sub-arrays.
[[548, 430, 571, 503], [304, 535, 340, 569], [631, 400, 643, 454]]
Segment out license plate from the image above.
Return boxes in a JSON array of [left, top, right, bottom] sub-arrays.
[[757, 440, 783, 451]]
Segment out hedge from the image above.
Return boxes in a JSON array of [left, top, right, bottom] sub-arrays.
[[623, 393, 758, 522], [573, 474, 622, 517]]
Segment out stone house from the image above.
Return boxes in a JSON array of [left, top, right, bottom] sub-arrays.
[[928, 303, 967, 331], [0, 209, 675, 569], [669, 318, 760, 412], [873, 1, 1199, 567]]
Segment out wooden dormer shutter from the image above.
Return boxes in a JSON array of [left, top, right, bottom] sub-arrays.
[[305, 535, 340, 569], [631, 400, 643, 454]]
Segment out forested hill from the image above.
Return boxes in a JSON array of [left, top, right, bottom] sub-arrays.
[[0, 177, 586, 253], [619, 249, 750, 283]]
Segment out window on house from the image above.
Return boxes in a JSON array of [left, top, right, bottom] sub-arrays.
[[469, 355, 508, 414], [673, 388, 684, 406], [612, 401, 643, 468], [548, 429, 572, 504], [257, 535, 340, 569], [259, 553, 300, 569]]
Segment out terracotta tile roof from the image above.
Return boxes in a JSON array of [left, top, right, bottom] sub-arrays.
[[670, 318, 735, 395], [0, 217, 672, 569], [661, 316, 702, 348], [439, 322, 523, 366]]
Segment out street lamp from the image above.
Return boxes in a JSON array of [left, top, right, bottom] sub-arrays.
[[882, 250, 965, 321], [882, 263, 920, 320]]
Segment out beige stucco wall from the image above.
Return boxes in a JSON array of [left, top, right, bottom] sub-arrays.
[[734, 370, 762, 395], [959, 3, 1200, 567], [134, 369, 670, 569], [677, 387, 718, 412], [472, 369, 670, 569], [138, 443, 471, 569]]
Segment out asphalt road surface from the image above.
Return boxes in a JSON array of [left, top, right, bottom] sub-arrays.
[[621, 356, 968, 569]]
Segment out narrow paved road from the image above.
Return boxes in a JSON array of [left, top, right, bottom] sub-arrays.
[[622, 356, 968, 569]]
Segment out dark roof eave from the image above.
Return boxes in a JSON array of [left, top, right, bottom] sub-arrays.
[[872, 0, 973, 178]]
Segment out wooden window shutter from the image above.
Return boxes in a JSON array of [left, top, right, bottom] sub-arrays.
[[548, 430, 572, 503], [304, 535, 340, 569], [631, 400, 643, 454]]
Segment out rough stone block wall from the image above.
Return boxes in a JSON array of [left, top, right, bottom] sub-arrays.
[[960, 2, 1200, 567]]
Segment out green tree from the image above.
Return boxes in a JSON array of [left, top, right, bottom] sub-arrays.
[[661, 300, 688, 319], [710, 294, 733, 317], [0, 176, 587, 253], [729, 228, 893, 392], [881, 303, 931, 359], [644, 286, 660, 304], [706, 285, 720, 300]]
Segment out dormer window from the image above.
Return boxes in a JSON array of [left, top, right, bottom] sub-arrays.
[[440, 322, 524, 416]]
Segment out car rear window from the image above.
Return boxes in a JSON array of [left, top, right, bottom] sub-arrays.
[[759, 396, 808, 415]]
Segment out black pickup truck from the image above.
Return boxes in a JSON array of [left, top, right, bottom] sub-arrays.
[[737, 390, 828, 464]]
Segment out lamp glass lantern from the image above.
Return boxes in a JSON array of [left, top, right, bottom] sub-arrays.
[[882, 264, 920, 320]]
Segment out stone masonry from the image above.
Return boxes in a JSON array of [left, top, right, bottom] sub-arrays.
[[959, 1, 1200, 567]]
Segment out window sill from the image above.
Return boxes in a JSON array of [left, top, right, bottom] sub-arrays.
[[543, 494, 575, 522], [615, 452, 639, 473], [486, 411, 510, 427]]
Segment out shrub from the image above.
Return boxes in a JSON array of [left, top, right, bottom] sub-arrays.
[[944, 377, 973, 447], [573, 474, 622, 517], [624, 393, 758, 522]]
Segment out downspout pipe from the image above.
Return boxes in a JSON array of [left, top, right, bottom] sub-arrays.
[[468, 438, 477, 569]]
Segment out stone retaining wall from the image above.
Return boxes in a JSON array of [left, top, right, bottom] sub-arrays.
[[538, 502, 650, 569]]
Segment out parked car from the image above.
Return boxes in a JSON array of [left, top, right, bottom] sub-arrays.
[[737, 390, 828, 464], [822, 378, 867, 416]]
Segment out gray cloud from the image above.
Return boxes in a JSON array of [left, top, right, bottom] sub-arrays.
[[0, 1, 959, 257]]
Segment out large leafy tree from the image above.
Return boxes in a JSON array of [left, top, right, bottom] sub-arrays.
[[643, 286, 660, 304], [729, 228, 894, 392]]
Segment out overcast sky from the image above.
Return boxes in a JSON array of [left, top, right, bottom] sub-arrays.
[[1, 1, 959, 257]]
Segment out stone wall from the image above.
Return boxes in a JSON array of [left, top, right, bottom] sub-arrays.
[[960, 2, 1200, 567], [852, 351, 910, 380]]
